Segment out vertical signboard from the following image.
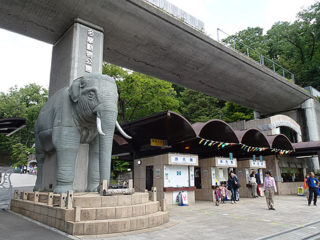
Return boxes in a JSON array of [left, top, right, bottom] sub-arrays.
[[189, 166, 195, 187]]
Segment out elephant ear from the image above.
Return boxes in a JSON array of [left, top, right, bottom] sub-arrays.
[[68, 77, 86, 102]]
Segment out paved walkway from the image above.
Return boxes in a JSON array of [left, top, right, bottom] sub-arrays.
[[83, 195, 320, 240], [2, 196, 320, 240]]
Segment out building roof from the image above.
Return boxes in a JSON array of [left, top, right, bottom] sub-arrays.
[[193, 120, 239, 143], [0, 118, 26, 136], [267, 134, 294, 150], [113, 111, 297, 159]]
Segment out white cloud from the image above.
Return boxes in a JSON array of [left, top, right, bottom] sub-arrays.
[[264, 0, 316, 31], [0, 29, 52, 93]]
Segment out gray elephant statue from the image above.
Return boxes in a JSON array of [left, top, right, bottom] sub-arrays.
[[33, 73, 131, 193]]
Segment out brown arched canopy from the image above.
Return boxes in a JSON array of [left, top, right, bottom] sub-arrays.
[[235, 129, 270, 147], [193, 120, 239, 143], [266, 134, 294, 150], [116, 111, 196, 148]]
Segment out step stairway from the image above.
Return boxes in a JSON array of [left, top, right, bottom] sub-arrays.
[[10, 191, 169, 235]]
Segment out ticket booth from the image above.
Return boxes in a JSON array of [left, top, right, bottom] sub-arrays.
[[134, 153, 198, 205], [237, 156, 266, 198], [195, 156, 237, 201]]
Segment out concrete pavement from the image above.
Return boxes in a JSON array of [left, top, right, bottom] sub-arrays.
[[2, 196, 320, 240], [81, 195, 320, 240], [0, 210, 72, 240]]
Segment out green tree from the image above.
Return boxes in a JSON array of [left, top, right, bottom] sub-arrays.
[[11, 143, 35, 168], [221, 102, 254, 123], [179, 88, 224, 123], [266, 2, 320, 88], [223, 2, 320, 89], [111, 159, 130, 180], [0, 84, 48, 160], [102, 63, 180, 122], [223, 27, 268, 63]]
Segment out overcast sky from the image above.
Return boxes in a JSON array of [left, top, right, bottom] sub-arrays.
[[0, 0, 315, 93]]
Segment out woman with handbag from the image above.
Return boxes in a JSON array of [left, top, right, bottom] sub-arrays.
[[264, 170, 277, 210], [228, 171, 239, 204]]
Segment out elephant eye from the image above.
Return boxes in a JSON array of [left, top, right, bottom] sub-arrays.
[[88, 91, 95, 99]]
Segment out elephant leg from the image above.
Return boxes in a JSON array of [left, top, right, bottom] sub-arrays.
[[87, 136, 100, 192], [53, 127, 80, 194], [33, 152, 45, 191]]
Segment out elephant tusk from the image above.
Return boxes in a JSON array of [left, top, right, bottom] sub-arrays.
[[96, 117, 106, 136], [116, 121, 132, 139]]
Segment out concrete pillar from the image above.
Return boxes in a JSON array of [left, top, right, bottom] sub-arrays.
[[47, 192, 53, 206], [42, 19, 104, 192], [13, 190, 19, 200], [66, 190, 73, 209], [253, 111, 261, 119], [74, 206, 81, 222], [302, 99, 320, 170], [33, 192, 39, 202], [100, 180, 108, 196], [59, 193, 67, 208]]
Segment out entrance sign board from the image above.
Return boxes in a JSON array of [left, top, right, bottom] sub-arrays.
[[169, 155, 198, 166], [249, 160, 266, 168], [215, 157, 237, 167]]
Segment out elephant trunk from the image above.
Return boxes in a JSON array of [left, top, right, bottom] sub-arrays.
[[98, 110, 117, 182]]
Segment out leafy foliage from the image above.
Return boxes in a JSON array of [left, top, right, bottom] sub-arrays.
[[223, 2, 320, 89], [0, 84, 48, 162], [102, 63, 180, 123], [179, 88, 224, 123], [222, 102, 254, 123], [111, 158, 130, 179], [11, 143, 35, 168]]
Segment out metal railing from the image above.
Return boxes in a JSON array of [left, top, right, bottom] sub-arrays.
[[217, 28, 295, 83]]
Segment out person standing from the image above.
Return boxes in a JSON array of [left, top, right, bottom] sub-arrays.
[[220, 183, 227, 204], [307, 172, 319, 206], [264, 170, 277, 210], [228, 172, 239, 204], [255, 170, 262, 197], [249, 172, 258, 198], [214, 186, 221, 206], [304, 174, 310, 201]]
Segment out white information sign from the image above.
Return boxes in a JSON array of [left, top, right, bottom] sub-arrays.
[[170, 155, 197, 165], [249, 160, 266, 168], [216, 157, 237, 167], [164, 165, 189, 187]]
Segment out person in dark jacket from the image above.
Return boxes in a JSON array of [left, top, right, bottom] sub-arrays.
[[255, 171, 262, 197], [307, 172, 319, 206], [228, 171, 239, 204]]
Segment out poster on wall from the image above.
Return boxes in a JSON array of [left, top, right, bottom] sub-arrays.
[[245, 169, 250, 184], [164, 165, 189, 187], [155, 168, 161, 179], [189, 166, 195, 187], [203, 169, 208, 177], [172, 191, 189, 205], [181, 191, 188, 205], [219, 168, 224, 179], [259, 169, 264, 184], [172, 191, 180, 204], [211, 167, 219, 186]]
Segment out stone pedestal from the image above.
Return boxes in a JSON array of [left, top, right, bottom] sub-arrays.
[[11, 191, 169, 235], [41, 19, 104, 191]]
